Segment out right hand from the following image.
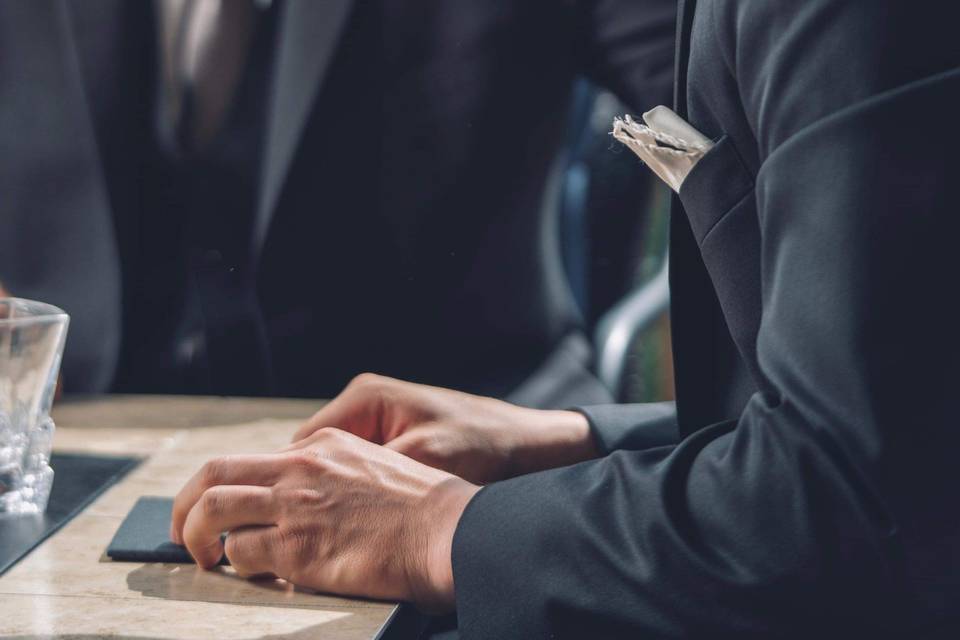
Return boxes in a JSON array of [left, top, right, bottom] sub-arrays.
[[171, 426, 478, 612], [290, 374, 599, 485]]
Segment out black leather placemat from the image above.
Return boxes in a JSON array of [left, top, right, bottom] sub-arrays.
[[0, 452, 141, 576], [106, 496, 228, 565]]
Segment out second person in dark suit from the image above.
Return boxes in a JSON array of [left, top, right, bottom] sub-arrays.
[[0, 0, 676, 406]]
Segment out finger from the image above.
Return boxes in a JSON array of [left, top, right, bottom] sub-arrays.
[[224, 525, 282, 578], [383, 430, 426, 457], [171, 455, 286, 544], [291, 394, 376, 443], [182, 485, 277, 569], [385, 430, 461, 477], [291, 374, 396, 443], [279, 425, 345, 453]]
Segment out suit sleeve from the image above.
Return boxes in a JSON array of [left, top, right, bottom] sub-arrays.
[[451, 2, 960, 637], [576, 401, 678, 453]]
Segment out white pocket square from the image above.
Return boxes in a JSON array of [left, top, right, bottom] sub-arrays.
[[612, 105, 714, 193]]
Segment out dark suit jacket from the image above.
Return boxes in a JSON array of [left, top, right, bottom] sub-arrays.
[[453, 0, 960, 636], [0, 0, 675, 406]]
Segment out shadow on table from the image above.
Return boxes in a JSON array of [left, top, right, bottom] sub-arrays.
[[3, 625, 359, 640], [120, 563, 420, 639], [125, 562, 382, 609], [120, 564, 426, 640]]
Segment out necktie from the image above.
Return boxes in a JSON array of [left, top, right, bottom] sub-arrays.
[[158, 0, 258, 152]]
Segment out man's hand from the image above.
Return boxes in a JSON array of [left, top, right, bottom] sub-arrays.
[[292, 374, 599, 484], [170, 428, 478, 611]]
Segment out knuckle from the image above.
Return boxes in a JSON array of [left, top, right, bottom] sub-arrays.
[[311, 426, 350, 444], [200, 456, 229, 485], [277, 529, 311, 578], [324, 427, 352, 443], [286, 450, 322, 473], [225, 534, 263, 577], [312, 427, 335, 441], [223, 532, 243, 559], [199, 487, 227, 518], [348, 372, 382, 389], [289, 487, 320, 506]]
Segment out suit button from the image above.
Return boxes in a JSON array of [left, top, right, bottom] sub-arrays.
[[202, 249, 223, 265]]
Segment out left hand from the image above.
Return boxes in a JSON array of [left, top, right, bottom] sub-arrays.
[[291, 374, 598, 485], [170, 427, 479, 611]]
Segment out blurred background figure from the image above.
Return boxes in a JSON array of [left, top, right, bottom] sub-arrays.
[[0, 0, 675, 407]]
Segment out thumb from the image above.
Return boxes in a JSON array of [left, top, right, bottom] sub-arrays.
[[291, 380, 385, 444], [384, 430, 442, 469], [383, 430, 422, 455], [385, 428, 474, 481]]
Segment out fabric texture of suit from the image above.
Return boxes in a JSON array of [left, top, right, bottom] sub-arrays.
[[452, 0, 960, 636], [0, 0, 676, 407]]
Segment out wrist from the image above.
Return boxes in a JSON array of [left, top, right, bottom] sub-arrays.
[[414, 476, 480, 612], [510, 409, 599, 477]]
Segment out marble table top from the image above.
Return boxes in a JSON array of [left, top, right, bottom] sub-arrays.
[[0, 395, 399, 640]]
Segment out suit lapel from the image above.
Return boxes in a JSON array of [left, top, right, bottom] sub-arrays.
[[673, 0, 696, 116], [254, 0, 355, 256], [668, 0, 724, 433]]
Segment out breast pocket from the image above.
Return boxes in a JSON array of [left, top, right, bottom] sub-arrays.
[[677, 134, 766, 387], [678, 134, 755, 244]]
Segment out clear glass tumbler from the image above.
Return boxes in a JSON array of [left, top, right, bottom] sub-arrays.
[[0, 298, 69, 515]]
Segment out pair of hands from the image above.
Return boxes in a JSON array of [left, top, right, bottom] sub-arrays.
[[170, 374, 598, 610]]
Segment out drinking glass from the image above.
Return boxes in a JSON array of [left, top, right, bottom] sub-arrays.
[[0, 298, 69, 515]]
